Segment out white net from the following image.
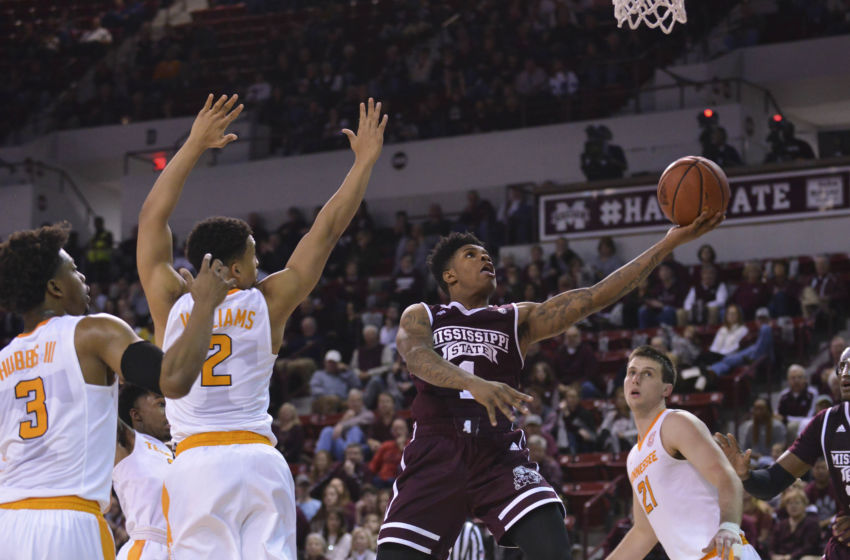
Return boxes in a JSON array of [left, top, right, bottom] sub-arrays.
[[612, 0, 687, 34]]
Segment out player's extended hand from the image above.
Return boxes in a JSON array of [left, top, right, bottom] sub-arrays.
[[665, 210, 725, 246], [702, 528, 742, 560], [713, 432, 752, 478], [186, 94, 244, 151], [179, 253, 236, 310], [467, 378, 533, 426], [833, 515, 850, 543], [342, 97, 388, 166]]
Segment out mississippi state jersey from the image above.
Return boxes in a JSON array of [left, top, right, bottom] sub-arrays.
[[627, 409, 720, 560], [112, 431, 172, 543], [789, 401, 850, 519], [162, 288, 277, 444], [413, 301, 524, 428], [0, 316, 118, 510]]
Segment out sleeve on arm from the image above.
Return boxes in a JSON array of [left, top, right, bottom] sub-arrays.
[[788, 408, 828, 465]]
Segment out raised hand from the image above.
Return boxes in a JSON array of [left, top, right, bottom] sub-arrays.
[[342, 97, 388, 166], [186, 94, 244, 151], [833, 515, 850, 543], [713, 432, 752, 478], [665, 209, 725, 247], [467, 377, 533, 427], [180, 253, 236, 310]]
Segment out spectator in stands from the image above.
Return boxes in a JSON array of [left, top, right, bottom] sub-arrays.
[[348, 527, 377, 560], [368, 418, 409, 488], [86, 215, 113, 285], [366, 392, 399, 452], [283, 316, 326, 364], [766, 259, 801, 318], [245, 72, 272, 103], [349, 229, 381, 276], [528, 434, 562, 488], [810, 254, 847, 330], [362, 513, 382, 546], [316, 389, 373, 460], [385, 357, 416, 408], [321, 509, 352, 560], [597, 387, 638, 453], [589, 236, 623, 282], [305, 533, 329, 560], [389, 254, 424, 308], [523, 362, 559, 414], [690, 244, 718, 282], [742, 493, 773, 557], [274, 402, 305, 464], [297, 474, 322, 522], [682, 262, 728, 325], [354, 486, 379, 528], [738, 397, 787, 463], [777, 364, 817, 437], [552, 385, 599, 454], [805, 335, 846, 392], [554, 326, 600, 397], [707, 307, 774, 377], [702, 127, 743, 169], [703, 303, 749, 363], [764, 118, 816, 163], [352, 326, 395, 408], [457, 190, 497, 245], [732, 261, 771, 321], [769, 487, 823, 559], [310, 350, 361, 411], [499, 185, 535, 244], [805, 456, 838, 536], [422, 204, 452, 247], [310, 450, 334, 485], [521, 414, 557, 457], [580, 125, 627, 181], [545, 237, 578, 283], [638, 263, 687, 328]]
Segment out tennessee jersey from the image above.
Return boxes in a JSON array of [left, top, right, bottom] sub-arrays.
[[627, 409, 720, 560], [0, 316, 118, 510], [162, 288, 277, 444], [113, 431, 172, 544]]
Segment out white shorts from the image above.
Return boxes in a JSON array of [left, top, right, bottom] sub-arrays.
[[0, 507, 114, 560], [163, 441, 296, 560], [117, 538, 169, 560]]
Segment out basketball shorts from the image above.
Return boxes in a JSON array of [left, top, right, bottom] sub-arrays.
[[163, 432, 296, 560], [117, 538, 169, 560], [378, 420, 565, 560], [0, 498, 115, 560]]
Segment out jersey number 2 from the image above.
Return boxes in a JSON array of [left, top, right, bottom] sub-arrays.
[[15, 377, 48, 439], [637, 476, 658, 514], [202, 334, 232, 387]]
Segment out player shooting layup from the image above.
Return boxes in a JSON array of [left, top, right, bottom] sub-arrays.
[[137, 94, 386, 559], [377, 209, 722, 560], [0, 224, 228, 560], [606, 346, 760, 560]]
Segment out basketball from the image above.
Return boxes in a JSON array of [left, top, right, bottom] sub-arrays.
[[656, 156, 730, 226]]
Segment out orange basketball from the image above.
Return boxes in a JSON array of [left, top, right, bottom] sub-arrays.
[[657, 156, 730, 226]]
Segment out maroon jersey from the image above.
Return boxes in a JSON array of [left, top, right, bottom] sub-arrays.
[[788, 401, 850, 559], [412, 302, 524, 429]]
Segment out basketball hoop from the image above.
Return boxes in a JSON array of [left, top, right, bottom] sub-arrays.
[[612, 0, 687, 34]]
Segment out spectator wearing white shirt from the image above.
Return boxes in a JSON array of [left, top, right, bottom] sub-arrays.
[[708, 303, 748, 357]]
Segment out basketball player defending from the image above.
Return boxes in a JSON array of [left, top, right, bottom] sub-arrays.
[[136, 94, 387, 559], [113, 384, 174, 560], [378, 211, 723, 560], [607, 346, 760, 560], [716, 346, 850, 559], [0, 224, 230, 560]]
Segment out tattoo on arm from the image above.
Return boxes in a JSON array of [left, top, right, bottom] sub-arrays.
[[398, 306, 474, 391]]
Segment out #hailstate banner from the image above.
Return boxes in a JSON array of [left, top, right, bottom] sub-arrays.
[[538, 165, 850, 240]]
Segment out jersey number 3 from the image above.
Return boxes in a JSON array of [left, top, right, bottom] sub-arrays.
[[202, 334, 233, 386], [15, 377, 48, 439], [637, 476, 658, 515]]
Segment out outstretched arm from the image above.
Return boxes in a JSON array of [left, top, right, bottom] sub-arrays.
[[517, 211, 724, 349], [397, 304, 532, 426], [259, 98, 387, 329], [137, 94, 243, 342]]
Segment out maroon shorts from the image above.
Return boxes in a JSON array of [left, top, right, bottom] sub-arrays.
[[378, 419, 565, 559]]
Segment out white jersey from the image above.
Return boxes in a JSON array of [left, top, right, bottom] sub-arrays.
[[113, 431, 172, 544], [627, 409, 720, 560], [162, 288, 277, 444], [0, 315, 118, 511]]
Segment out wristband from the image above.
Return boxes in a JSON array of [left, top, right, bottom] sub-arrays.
[[718, 521, 742, 538]]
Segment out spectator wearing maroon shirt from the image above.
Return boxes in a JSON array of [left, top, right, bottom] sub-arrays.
[[732, 261, 770, 321], [273, 402, 305, 464], [353, 325, 395, 409], [767, 260, 801, 318], [777, 364, 818, 438], [638, 263, 688, 328], [554, 326, 600, 397], [368, 418, 409, 488], [769, 487, 823, 560], [366, 392, 399, 454], [806, 457, 839, 536], [810, 255, 848, 330]]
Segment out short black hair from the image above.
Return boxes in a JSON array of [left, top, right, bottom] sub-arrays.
[[427, 232, 485, 293], [629, 345, 677, 386], [118, 383, 153, 427], [0, 223, 70, 313], [185, 216, 252, 272]]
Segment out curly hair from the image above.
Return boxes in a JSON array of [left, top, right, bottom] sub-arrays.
[[0, 223, 70, 314], [118, 383, 153, 427], [427, 232, 485, 293], [185, 216, 253, 272], [629, 344, 677, 386]]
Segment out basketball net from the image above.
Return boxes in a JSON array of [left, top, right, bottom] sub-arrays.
[[612, 0, 687, 34]]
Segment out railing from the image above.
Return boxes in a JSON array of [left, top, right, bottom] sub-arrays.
[[0, 158, 95, 222], [581, 474, 628, 560]]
